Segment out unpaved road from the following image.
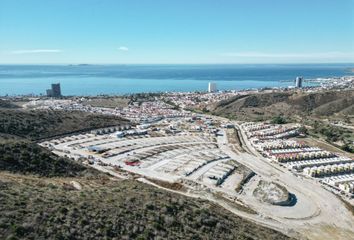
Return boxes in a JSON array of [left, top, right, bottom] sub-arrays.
[[216, 121, 354, 240]]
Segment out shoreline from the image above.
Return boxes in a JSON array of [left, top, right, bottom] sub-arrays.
[[0, 64, 353, 97]]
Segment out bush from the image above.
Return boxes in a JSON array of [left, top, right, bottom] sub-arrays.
[[341, 144, 354, 153], [270, 116, 287, 124], [298, 126, 308, 135]]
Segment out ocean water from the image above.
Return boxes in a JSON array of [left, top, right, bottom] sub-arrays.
[[0, 64, 353, 96]]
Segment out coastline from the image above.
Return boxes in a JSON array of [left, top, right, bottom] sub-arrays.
[[0, 64, 353, 96]]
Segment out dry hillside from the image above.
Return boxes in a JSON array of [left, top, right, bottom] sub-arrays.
[[210, 89, 354, 121], [0, 109, 129, 140]]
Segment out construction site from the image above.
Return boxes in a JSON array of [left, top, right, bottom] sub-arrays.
[[41, 116, 354, 240]]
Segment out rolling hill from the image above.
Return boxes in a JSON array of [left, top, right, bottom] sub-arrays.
[[210, 89, 354, 121]]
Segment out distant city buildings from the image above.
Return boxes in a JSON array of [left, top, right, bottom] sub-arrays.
[[46, 83, 62, 97], [208, 82, 217, 92], [295, 77, 303, 88]]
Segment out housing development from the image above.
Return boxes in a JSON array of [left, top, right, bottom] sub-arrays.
[[2, 1, 354, 239], [10, 82, 350, 239]]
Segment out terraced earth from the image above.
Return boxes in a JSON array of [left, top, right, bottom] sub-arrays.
[[0, 108, 292, 240]]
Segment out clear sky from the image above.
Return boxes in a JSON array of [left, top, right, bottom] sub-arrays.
[[0, 0, 353, 64]]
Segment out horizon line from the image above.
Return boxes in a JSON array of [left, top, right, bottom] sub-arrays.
[[0, 62, 354, 66]]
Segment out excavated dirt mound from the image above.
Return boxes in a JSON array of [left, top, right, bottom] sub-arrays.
[[253, 180, 295, 206]]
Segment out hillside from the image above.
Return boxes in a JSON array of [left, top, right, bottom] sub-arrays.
[[0, 109, 129, 140], [0, 108, 127, 177], [0, 140, 99, 177], [0, 108, 293, 239], [0, 99, 19, 109], [0, 172, 291, 240], [210, 89, 354, 121]]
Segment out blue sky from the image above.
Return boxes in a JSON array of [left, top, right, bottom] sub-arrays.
[[0, 0, 353, 64]]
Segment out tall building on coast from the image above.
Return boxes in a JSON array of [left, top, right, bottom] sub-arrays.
[[295, 77, 303, 88], [208, 82, 217, 92], [46, 83, 62, 97]]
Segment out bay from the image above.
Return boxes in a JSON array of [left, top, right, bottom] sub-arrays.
[[0, 64, 352, 96]]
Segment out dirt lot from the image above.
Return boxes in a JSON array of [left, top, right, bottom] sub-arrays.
[[225, 128, 245, 153]]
